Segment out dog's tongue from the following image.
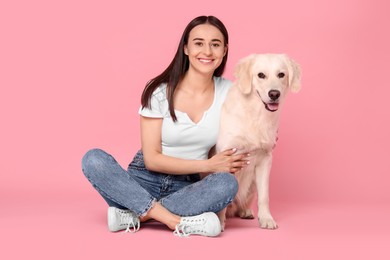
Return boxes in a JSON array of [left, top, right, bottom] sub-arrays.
[[267, 103, 279, 111]]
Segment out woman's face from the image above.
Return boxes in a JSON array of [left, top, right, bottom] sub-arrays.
[[184, 24, 227, 76]]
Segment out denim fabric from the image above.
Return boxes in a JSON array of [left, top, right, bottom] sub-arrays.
[[82, 149, 238, 217]]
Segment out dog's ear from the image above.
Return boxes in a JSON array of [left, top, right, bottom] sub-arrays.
[[283, 54, 301, 93], [234, 54, 256, 94]]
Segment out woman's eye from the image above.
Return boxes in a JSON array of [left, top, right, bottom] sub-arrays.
[[277, 72, 285, 78], [195, 42, 203, 46], [258, 72, 266, 79], [212, 43, 220, 47]]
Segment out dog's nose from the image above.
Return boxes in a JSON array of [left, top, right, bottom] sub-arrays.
[[268, 90, 280, 101]]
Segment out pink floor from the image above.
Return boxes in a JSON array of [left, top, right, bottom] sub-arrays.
[[3, 193, 389, 259]]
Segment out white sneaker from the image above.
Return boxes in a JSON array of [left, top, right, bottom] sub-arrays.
[[107, 207, 140, 233], [174, 212, 221, 237]]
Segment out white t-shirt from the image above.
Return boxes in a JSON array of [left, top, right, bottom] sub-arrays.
[[139, 76, 232, 160]]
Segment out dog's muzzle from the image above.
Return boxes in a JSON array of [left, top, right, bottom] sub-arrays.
[[256, 90, 279, 112]]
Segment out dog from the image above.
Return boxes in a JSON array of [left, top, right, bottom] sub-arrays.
[[217, 53, 301, 230]]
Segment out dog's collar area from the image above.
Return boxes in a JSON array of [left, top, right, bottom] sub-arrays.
[[256, 90, 279, 112]]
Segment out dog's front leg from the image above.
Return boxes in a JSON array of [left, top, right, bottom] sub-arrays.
[[255, 154, 278, 229], [217, 208, 227, 231]]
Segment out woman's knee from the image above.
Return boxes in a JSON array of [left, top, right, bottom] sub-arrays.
[[81, 148, 109, 177], [210, 172, 238, 198], [222, 173, 239, 197]]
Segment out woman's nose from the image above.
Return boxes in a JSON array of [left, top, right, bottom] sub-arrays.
[[203, 45, 212, 55]]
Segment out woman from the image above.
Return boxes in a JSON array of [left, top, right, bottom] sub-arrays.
[[82, 15, 250, 237]]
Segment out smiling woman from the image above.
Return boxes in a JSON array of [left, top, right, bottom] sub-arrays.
[[184, 24, 227, 77], [82, 15, 249, 238], [141, 16, 230, 122]]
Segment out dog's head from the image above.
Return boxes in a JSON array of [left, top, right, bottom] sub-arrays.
[[234, 53, 301, 112]]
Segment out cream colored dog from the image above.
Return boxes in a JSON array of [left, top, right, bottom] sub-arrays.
[[217, 54, 301, 230]]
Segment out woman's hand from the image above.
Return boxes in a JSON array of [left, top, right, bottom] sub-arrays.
[[207, 148, 250, 173]]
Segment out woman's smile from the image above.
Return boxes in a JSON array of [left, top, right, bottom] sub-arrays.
[[198, 58, 214, 64]]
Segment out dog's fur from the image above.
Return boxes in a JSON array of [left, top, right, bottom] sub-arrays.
[[217, 54, 301, 230]]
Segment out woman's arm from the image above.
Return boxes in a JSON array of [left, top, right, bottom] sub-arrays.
[[140, 116, 249, 175]]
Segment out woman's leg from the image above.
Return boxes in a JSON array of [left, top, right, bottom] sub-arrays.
[[81, 148, 155, 216], [82, 148, 183, 231], [141, 203, 181, 230], [82, 149, 229, 236], [159, 173, 238, 217]]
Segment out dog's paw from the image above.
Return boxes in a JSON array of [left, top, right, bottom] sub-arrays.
[[238, 209, 255, 219], [258, 216, 278, 229]]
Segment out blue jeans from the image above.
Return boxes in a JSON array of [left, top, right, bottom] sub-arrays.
[[81, 149, 238, 217]]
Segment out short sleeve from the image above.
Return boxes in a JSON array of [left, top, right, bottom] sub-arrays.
[[138, 84, 167, 118]]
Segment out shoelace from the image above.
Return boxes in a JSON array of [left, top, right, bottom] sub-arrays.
[[119, 211, 140, 233], [173, 220, 205, 237], [174, 223, 190, 237], [124, 218, 140, 233]]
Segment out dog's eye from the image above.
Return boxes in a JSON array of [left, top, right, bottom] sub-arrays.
[[277, 72, 285, 78], [258, 73, 266, 79]]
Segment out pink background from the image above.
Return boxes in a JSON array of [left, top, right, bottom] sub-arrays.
[[1, 0, 389, 259]]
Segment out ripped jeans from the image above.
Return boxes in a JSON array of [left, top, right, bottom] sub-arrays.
[[81, 149, 238, 217]]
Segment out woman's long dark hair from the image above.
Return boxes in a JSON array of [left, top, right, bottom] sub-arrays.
[[140, 15, 229, 122]]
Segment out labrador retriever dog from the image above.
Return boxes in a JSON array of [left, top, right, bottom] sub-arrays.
[[217, 53, 301, 230]]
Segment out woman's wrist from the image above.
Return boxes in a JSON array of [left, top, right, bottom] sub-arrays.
[[199, 159, 212, 173]]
